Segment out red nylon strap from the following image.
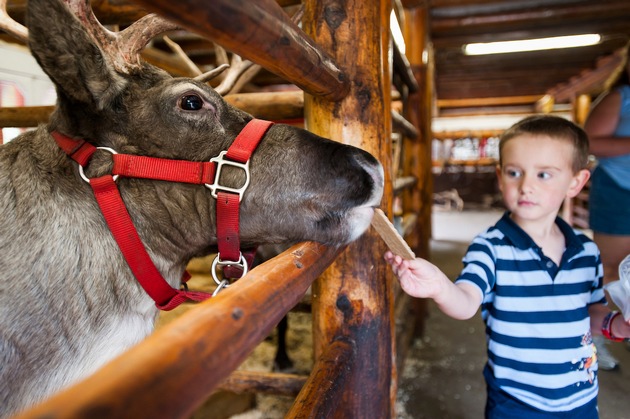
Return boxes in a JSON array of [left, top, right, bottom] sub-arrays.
[[226, 119, 273, 163], [112, 154, 216, 184], [216, 119, 273, 278], [51, 131, 212, 310], [89, 175, 211, 310], [50, 119, 272, 308], [51, 131, 96, 166], [216, 191, 241, 262]]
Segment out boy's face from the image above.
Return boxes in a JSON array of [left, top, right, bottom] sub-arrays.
[[497, 134, 589, 224]]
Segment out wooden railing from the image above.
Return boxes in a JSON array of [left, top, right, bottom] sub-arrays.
[[6, 0, 431, 417], [15, 243, 341, 418]]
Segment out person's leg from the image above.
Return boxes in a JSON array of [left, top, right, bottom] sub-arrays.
[[593, 232, 630, 283], [588, 168, 630, 366]]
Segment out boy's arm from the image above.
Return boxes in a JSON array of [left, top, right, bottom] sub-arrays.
[[384, 252, 482, 320], [589, 304, 630, 340]]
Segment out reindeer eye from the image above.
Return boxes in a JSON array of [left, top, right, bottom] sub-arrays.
[[180, 94, 204, 111]]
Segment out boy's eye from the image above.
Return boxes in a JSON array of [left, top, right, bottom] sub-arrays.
[[538, 172, 551, 180], [505, 168, 521, 178]]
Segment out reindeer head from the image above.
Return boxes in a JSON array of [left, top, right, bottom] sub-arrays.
[[12, 0, 383, 257]]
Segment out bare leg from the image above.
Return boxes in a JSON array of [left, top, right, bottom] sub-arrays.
[[593, 232, 630, 284], [592, 232, 630, 368]]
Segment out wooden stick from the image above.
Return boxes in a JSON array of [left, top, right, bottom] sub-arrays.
[[371, 209, 415, 260]]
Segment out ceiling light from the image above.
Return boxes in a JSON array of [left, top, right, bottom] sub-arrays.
[[463, 34, 601, 55]]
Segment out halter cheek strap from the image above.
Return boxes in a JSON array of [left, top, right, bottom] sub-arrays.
[[51, 119, 273, 311]]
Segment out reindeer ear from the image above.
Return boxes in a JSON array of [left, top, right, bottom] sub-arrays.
[[26, 0, 127, 109]]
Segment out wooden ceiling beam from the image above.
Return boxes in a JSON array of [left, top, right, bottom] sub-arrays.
[[431, 1, 630, 38], [547, 44, 629, 102], [437, 95, 543, 108]]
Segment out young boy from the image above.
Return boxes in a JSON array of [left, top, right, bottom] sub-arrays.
[[385, 115, 630, 418]]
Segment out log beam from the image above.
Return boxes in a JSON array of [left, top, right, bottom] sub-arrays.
[[130, 0, 350, 102], [219, 371, 307, 397]]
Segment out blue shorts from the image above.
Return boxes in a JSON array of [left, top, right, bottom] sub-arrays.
[[484, 366, 599, 419], [588, 166, 630, 235]]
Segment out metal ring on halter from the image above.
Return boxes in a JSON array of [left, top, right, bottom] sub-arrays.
[[210, 252, 249, 285], [212, 279, 230, 297], [78, 147, 119, 183]]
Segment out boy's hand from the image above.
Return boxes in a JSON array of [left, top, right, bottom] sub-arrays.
[[384, 251, 447, 300]]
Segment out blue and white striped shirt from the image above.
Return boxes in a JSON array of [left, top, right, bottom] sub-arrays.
[[456, 212, 605, 412]]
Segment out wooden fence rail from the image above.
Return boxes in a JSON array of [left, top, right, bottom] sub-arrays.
[[5, 0, 432, 416], [15, 242, 342, 419]]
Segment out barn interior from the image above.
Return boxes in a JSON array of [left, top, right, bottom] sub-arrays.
[[2, 0, 630, 418]]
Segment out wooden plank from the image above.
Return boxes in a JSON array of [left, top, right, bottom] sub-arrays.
[[130, 0, 350, 101], [15, 242, 342, 419]]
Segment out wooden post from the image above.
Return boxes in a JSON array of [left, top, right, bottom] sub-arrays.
[[402, 4, 432, 259], [286, 338, 355, 418], [402, 4, 433, 337], [303, 0, 396, 417]]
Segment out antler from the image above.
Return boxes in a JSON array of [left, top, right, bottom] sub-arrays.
[[212, 6, 304, 95], [61, 0, 179, 73], [0, 0, 28, 43]]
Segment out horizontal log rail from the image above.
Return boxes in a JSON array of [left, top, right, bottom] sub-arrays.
[[16, 242, 343, 419], [0, 106, 52, 128], [393, 176, 417, 193], [0, 92, 303, 128], [392, 111, 419, 139], [219, 370, 308, 397], [1, 92, 407, 131], [131, 0, 350, 102]]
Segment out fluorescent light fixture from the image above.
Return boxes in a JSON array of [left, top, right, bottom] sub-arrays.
[[463, 34, 601, 55], [390, 11, 406, 54]]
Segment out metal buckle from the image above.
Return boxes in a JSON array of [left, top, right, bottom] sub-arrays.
[[204, 151, 250, 201], [210, 252, 249, 286], [78, 146, 119, 183]]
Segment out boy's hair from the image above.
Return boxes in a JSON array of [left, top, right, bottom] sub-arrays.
[[499, 115, 590, 173]]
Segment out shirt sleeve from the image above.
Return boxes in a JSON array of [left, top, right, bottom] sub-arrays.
[[589, 247, 607, 306], [455, 236, 496, 301]]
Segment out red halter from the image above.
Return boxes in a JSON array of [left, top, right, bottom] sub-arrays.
[[51, 119, 273, 310]]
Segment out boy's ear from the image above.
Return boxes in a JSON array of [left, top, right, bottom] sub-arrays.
[[495, 164, 504, 191], [567, 169, 591, 198]]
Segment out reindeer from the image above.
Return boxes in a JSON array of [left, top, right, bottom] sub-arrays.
[[0, 1, 384, 417]]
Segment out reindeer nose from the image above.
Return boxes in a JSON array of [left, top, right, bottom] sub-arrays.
[[352, 150, 384, 205]]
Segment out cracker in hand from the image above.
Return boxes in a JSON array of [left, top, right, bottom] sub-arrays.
[[371, 209, 415, 260]]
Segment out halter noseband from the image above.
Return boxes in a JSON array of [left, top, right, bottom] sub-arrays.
[[51, 119, 273, 310]]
